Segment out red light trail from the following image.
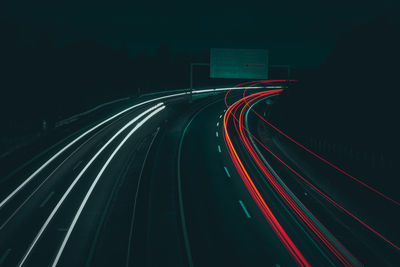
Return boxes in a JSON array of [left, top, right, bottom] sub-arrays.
[[222, 80, 400, 266], [242, 83, 400, 208], [223, 90, 310, 266]]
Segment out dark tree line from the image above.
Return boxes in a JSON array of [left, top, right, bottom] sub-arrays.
[[0, 19, 210, 152], [270, 16, 400, 173]]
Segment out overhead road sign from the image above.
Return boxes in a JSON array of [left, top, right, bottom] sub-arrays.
[[210, 48, 268, 79]]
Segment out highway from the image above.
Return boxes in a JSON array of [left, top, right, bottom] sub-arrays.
[[0, 82, 399, 266]]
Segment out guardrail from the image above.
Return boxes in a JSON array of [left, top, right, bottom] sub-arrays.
[[54, 97, 131, 128], [55, 85, 286, 128]]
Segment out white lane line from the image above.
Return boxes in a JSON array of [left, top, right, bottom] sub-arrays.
[[219, 115, 222, 119], [217, 145, 221, 153], [72, 160, 83, 171], [216, 131, 219, 137], [223, 166, 231, 178], [0, 92, 187, 210], [216, 122, 219, 127], [126, 128, 160, 266], [51, 106, 165, 267], [238, 200, 251, 218], [0, 249, 11, 265], [39, 191, 54, 208], [177, 100, 222, 267], [18, 103, 164, 267]]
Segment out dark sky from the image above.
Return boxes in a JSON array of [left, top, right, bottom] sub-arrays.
[[0, 0, 397, 67]]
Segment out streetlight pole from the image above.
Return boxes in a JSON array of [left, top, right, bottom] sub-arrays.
[[269, 64, 291, 87], [190, 62, 210, 103]]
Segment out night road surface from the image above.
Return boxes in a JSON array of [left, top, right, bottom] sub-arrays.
[[0, 82, 399, 266]]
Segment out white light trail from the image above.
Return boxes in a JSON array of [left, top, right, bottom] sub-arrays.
[[0, 92, 187, 209], [51, 105, 165, 267], [1, 85, 281, 210], [18, 103, 164, 267]]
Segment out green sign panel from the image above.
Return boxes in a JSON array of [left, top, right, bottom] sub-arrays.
[[210, 48, 268, 79]]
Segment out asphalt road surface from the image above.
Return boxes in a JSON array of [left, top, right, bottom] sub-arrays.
[[0, 83, 399, 266]]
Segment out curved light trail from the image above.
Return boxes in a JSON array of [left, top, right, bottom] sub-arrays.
[[18, 103, 165, 267], [237, 92, 360, 266], [222, 89, 310, 266], [3, 82, 397, 266], [0, 93, 187, 210], [222, 81, 400, 266], [0, 86, 271, 211], [51, 105, 166, 267], [242, 84, 400, 208]]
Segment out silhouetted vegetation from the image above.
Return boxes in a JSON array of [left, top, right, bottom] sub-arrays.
[[0, 19, 210, 154], [271, 16, 400, 182]]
